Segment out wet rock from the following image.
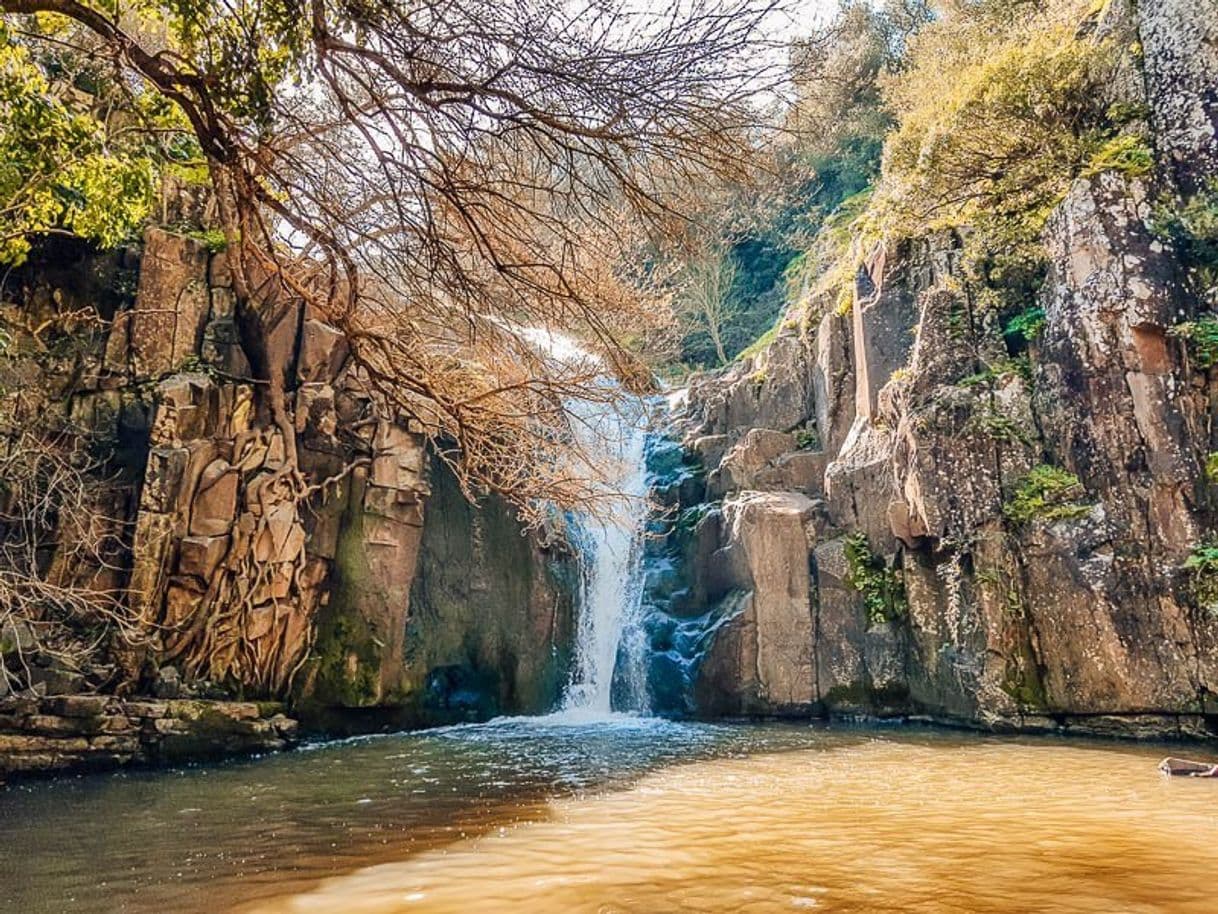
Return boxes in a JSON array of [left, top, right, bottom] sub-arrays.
[[153, 667, 183, 699]]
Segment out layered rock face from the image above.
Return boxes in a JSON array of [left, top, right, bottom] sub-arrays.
[[2, 226, 577, 743], [0, 695, 297, 778], [644, 1, 1218, 739]]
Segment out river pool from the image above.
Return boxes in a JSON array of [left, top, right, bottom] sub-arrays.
[[1, 717, 1215, 913]]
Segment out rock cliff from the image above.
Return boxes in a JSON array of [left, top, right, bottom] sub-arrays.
[[0, 225, 578, 745], [643, 0, 1218, 739]]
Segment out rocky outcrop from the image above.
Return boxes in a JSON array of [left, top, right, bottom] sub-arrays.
[[694, 492, 821, 715], [1137, 0, 1218, 194], [648, 1, 1218, 740]]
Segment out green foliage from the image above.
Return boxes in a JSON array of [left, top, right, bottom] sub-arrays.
[[879, 0, 1120, 235], [868, 0, 1129, 320], [670, 2, 906, 368], [969, 405, 1031, 445], [736, 319, 781, 363], [0, 22, 164, 264], [843, 532, 907, 625], [958, 355, 1031, 390], [806, 188, 880, 318], [0, 11, 216, 263], [1170, 317, 1218, 369], [794, 426, 821, 451], [186, 227, 229, 253], [1002, 306, 1047, 343], [1083, 134, 1154, 178], [1205, 453, 1218, 484], [1184, 539, 1218, 617], [1153, 180, 1218, 291], [1004, 464, 1091, 525], [945, 298, 969, 340]]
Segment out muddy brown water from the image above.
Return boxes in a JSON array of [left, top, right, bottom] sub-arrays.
[[2, 718, 1215, 913]]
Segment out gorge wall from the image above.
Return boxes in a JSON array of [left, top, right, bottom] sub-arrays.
[[641, 0, 1218, 740], [0, 223, 578, 751]]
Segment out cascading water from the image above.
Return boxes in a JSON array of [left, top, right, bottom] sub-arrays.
[[560, 402, 652, 716], [517, 328, 653, 718]]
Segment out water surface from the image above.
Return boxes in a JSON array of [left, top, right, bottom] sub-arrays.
[[2, 718, 1215, 913]]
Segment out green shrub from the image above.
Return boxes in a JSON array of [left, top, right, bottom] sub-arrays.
[[1184, 539, 1218, 617], [794, 427, 821, 451], [1004, 464, 1091, 525], [958, 356, 1032, 390], [1205, 452, 1218, 484], [843, 532, 907, 625], [1003, 306, 1047, 343], [1170, 317, 1218, 369], [1083, 134, 1154, 178], [186, 227, 229, 253], [877, 0, 1123, 259], [970, 406, 1031, 445]]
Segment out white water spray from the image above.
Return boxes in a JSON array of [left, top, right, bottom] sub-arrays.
[[517, 329, 652, 718], [561, 408, 651, 715]]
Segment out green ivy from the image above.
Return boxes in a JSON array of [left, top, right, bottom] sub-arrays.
[[843, 532, 907, 625], [1004, 464, 1091, 526]]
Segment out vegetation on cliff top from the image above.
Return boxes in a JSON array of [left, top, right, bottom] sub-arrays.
[[697, 0, 1148, 361]]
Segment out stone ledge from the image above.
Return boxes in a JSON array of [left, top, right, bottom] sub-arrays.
[[0, 696, 299, 780]]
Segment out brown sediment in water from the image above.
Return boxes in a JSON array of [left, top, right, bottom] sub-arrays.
[[247, 739, 1218, 914], [3, 726, 1215, 914]]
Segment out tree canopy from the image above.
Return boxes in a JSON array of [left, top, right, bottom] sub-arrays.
[[0, 0, 781, 516]]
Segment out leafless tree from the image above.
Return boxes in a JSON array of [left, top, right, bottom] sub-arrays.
[[2, 0, 784, 516], [679, 243, 739, 365], [0, 0, 786, 691], [0, 385, 140, 694]]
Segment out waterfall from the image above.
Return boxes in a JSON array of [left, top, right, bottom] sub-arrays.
[[517, 328, 653, 718], [560, 404, 651, 716]]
